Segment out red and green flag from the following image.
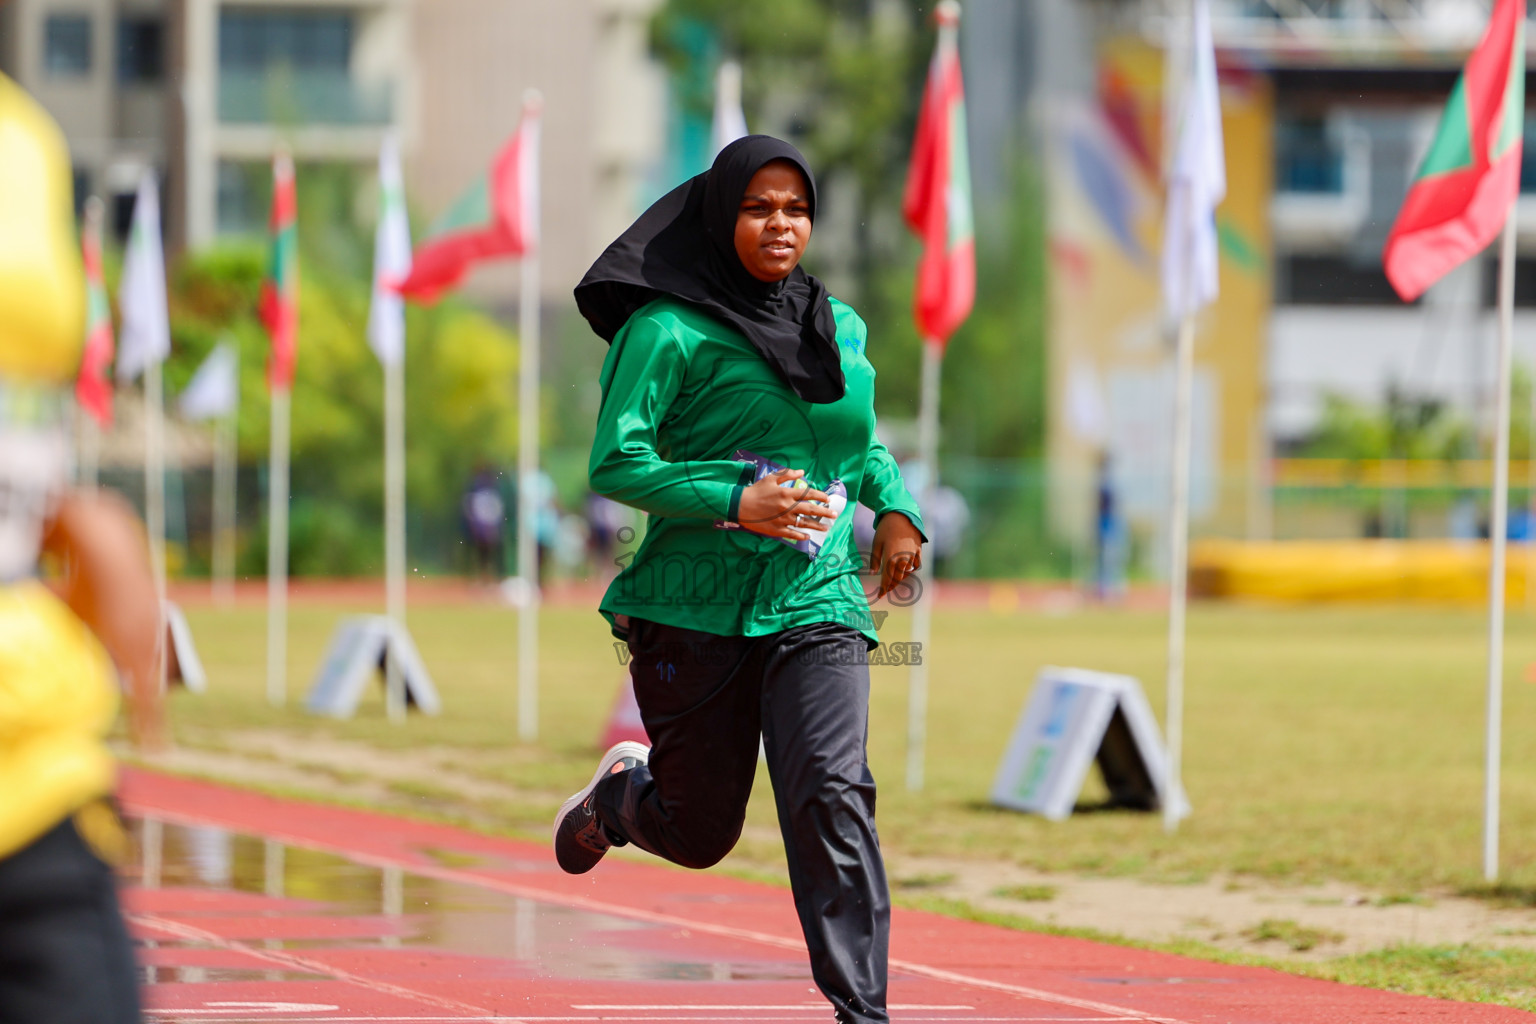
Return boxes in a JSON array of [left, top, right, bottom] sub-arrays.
[[260, 150, 298, 390], [903, 0, 975, 348], [395, 94, 541, 304], [1384, 0, 1526, 301], [76, 196, 114, 426]]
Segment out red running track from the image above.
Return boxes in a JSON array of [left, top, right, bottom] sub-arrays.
[[119, 769, 1532, 1024]]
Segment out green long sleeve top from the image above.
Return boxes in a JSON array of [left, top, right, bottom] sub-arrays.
[[590, 296, 925, 644]]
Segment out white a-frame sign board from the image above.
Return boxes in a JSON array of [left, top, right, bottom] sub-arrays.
[[990, 666, 1190, 822], [306, 615, 441, 718], [164, 600, 207, 693]]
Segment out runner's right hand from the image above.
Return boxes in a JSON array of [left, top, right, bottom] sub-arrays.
[[736, 468, 836, 542]]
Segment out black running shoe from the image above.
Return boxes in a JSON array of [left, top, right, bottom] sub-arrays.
[[553, 741, 648, 874]]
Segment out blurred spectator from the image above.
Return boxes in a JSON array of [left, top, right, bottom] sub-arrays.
[[1449, 495, 1479, 541], [1510, 502, 1536, 542], [586, 492, 629, 581], [460, 466, 506, 581], [529, 468, 561, 585], [555, 513, 591, 579], [1094, 453, 1127, 601]]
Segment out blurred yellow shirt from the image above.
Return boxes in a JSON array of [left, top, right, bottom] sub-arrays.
[[0, 73, 118, 860], [0, 71, 85, 383]]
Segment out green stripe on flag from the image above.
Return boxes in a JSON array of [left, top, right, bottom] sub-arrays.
[[1416, 78, 1473, 179], [1218, 218, 1265, 275], [1496, 21, 1526, 159], [428, 175, 492, 239], [947, 98, 974, 249], [268, 227, 296, 289]]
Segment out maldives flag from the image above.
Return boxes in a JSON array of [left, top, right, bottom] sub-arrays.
[[902, 0, 975, 348], [395, 94, 541, 304], [76, 196, 114, 425], [260, 150, 298, 390], [1383, 0, 1526, 301]]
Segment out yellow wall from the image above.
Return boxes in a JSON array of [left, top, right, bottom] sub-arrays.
[[1046, 40, 1273, 548]]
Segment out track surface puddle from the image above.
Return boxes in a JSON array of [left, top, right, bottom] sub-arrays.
[[125, 815, 812, 986]]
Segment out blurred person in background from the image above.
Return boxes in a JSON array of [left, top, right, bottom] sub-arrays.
[[585, 491, 628, 582], [460, 464, 506, 581], [533, 468, 561, 585], [1093, 452, 1126, 601], [1, 58, 162, 1023], [891, 457, 968, 579], [561, 136, 925, 1024]]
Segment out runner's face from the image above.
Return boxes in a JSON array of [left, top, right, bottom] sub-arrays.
[[733, 161, 812, 283]]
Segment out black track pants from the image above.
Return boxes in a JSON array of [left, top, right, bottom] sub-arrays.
[[595, 618, 890, 1024], [0, 816, 142, 1024]]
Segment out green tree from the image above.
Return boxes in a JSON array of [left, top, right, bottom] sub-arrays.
[[650, 1, 1050, 574], [162, 243, 520, 577]]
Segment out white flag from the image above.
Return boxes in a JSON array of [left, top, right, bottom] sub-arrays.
[[179, 342, 238, 421], [1066, 359, 1108, 445], [369, 134, 412, 366], [1160, 0, 1225, 321], [710, 60, 749, 163], [117, 172, 171, 382]]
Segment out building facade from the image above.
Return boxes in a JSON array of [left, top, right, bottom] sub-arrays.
[[0, 0, 666, 302], [1037, 0, 1536, 549]]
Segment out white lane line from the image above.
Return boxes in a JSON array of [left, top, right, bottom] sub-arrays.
[[129, 912, 498, 1020], [571, 1006, 975, 1011], [126, 803, 1188, 1024], [147, 1018, 1145, 1023]]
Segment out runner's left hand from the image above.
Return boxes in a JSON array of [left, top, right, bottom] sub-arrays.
[[870, 512, 923, 601]]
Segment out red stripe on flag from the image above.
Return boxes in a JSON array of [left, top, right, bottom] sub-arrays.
[[393, 227, 509, 304], [75, 205, 114, 426], [903, 16, 973, 347], [262, 153, 298, 390], [75, 324, 114, 425], [1383, 0, 1525, 300], [1386, 152, 1521, 301], [394, 97, 539, 304], [260, 280, 297, 389]]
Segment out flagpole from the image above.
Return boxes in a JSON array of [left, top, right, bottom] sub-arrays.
[[266, 387, 290, 707], [146, 357, 168, 690], [1484, 213, 1517, 881], [384, 349, 407, 722], [907, 338, 942, 792], [517, 248, 540, 742], [515, 90, 543, 743], [212, 392, 237, 607], [79, 414, 100, 493], [1163, 312, 1196, 833]]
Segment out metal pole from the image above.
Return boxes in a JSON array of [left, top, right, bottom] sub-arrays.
[[266, 387, 291, 707], [1163, 313, 1196, 833], [1484, 214, 1517, 881], [146, 358, 168, 690], [79, 415, 100, 493], [384, 351, 407, 722], [907, 339, 942, 791], [517, 250, 540, 742], [212, 404, 237, 607]]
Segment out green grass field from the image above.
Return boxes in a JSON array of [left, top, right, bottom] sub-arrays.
[[148, 596, 1536, 1008]]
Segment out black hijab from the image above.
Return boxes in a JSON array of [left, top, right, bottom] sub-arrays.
[[574, 135, 846, 404]]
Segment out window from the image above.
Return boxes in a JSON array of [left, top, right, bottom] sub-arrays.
[[216, 160, 269, 236], [118, 16, 164, 84], [1275, 117, 1345, 195], [218, 9, 353, 73], [1279, 255, 1402, 305], [44, 14, 91, 77]]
